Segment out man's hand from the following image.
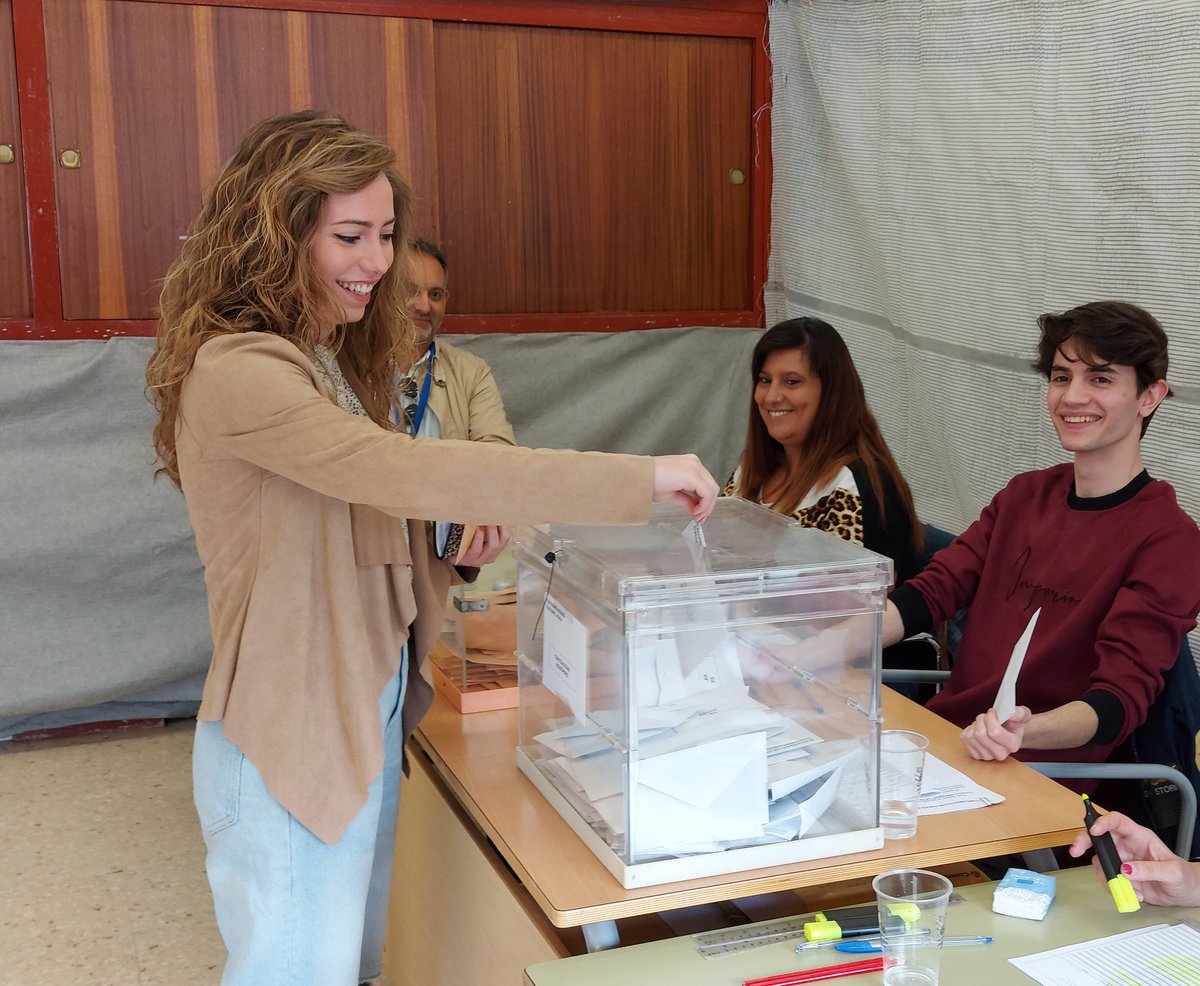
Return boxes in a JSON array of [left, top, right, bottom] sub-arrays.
[[457, 524, 509, 568], [960, 706, 1030, 761], [961, 698, 1101, 760]]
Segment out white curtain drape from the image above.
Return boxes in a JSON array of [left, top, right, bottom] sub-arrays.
[[766, 0, 1200, 538]]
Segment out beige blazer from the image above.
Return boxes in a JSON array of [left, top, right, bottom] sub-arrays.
[[176, 333, 653, 843], [427, 339, 516, 445]]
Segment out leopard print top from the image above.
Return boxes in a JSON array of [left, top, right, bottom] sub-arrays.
[[723, 466, 865, 546]]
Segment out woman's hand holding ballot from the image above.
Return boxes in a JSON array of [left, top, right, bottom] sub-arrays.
[[652, 455, 719, 522]]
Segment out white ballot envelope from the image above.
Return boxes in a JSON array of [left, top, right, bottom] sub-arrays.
[[993, 607, 1041, 724]]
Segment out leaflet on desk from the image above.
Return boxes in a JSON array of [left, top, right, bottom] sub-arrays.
[[919, 756, 1005, 814]]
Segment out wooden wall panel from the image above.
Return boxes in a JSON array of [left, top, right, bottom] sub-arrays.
[[44, 0, 199, 319], [210, 7, 295, 167], [108, 1, 204, 318], [0, 0, 31, 318], [43, 0, 436, 321], [434, 22, 753, 315], [20, 1, 761, 333], [208, 8, 437, 237], [304, 12, 438, 241]]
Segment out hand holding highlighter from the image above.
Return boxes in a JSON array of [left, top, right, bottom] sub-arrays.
[[1083, 794, 1140, 913]]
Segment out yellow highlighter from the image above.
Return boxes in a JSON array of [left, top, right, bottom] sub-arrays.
[[803, 902, 918, 942], [1082, 794, 1140, 913]]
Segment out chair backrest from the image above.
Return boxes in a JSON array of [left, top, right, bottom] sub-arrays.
[[918, 523, 967, 661], [1130, 636, 1200, 860]]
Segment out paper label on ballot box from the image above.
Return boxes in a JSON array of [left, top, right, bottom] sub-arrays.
[[542, 594, 589, 721]]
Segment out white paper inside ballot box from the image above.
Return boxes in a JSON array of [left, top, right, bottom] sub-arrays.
[[628, 688, 808, 754], [555, 748, 623, 802], [767, 740, 859, 802], [765, 764, 847, 841], [632, 624, 746, 708], [594, 732, 770, 854], [531, 687, 789, 761]]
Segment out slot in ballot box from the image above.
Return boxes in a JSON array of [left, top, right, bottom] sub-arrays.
[[512, 498, 892, 888]]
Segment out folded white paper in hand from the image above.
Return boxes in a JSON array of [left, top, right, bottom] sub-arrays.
[[993, 607, 1040, 725]]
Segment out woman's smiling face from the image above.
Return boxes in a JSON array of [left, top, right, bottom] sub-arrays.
[[754, 347, 822, 449], [309, 172, 396, 338]]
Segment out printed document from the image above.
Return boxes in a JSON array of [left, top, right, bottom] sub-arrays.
[[1010, 922, 1200, 985]]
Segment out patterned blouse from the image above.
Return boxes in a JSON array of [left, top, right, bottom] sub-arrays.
[[723, 459, 920, 584]]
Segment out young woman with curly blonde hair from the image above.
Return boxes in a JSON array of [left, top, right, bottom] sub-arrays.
[[147, 109, 715, 986]]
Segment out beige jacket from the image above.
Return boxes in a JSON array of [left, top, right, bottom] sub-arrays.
[[176, 333, 653, 843], [427, 339, 516, 445]]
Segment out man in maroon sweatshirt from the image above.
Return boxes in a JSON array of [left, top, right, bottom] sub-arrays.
[[885, 301, 1200, 766]]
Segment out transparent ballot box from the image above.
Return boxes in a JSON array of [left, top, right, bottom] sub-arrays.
[[429, 549, 521, 713], [513, 498, 890, 889]]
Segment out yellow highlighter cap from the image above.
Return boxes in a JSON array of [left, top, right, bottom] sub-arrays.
[[1109, 874, 1141, 914], [886, 902, 922, 928], [803, 913, 841, 942]]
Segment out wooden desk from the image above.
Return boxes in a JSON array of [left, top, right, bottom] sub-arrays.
[[383, 688, 1084, 984], [524, 866, 1200, 985], [420, 687, 1080, 924]]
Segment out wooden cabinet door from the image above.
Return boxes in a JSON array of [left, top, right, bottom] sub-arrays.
[[385, 749, 568, 986], [434, 22, 753, 316], [0, 0, 31, 318], [42, 0, 435, 320]]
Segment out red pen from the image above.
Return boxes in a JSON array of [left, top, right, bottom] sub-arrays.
[[743, 956, 885, 986]]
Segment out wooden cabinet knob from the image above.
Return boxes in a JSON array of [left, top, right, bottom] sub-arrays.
[[0, 144, 13, 165], [59, 148, 82, 169]]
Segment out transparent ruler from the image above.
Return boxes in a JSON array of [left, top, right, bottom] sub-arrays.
[[693, 917, 812, 959], [693, 893, 967, 959]]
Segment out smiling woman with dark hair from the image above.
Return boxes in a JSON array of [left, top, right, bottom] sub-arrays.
[[727, 316, 924, 582], [725, 317, 936, 690]]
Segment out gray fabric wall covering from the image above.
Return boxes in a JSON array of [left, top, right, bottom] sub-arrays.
[[0, 328, 756, 736], [457, 329, 756, 466], [0, 340, 211, 734]]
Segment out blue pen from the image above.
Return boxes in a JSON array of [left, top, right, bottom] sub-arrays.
[[835, 935, 993, 953], [795, 936, 884, 953]]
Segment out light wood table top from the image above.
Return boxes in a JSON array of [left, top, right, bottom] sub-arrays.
[[413, 687, 1085, 929]]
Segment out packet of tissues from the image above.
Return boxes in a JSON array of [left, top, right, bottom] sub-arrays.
[[992, 867, 1056, 920]]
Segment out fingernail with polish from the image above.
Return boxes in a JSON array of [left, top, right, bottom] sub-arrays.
[[1122, 863, 1133, 875]]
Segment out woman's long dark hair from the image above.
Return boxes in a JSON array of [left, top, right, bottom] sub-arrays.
[[736, 317, 922, 550]]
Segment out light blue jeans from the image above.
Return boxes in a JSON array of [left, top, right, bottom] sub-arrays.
[[193, 651, 407, 986]]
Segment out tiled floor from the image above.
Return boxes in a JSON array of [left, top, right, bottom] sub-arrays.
[[0, 720, 224, 985]]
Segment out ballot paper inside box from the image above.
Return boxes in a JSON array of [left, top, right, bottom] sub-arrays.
[[512, 498, 892, 889]]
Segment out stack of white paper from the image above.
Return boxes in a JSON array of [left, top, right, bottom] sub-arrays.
[[532, 630, 861, 859]]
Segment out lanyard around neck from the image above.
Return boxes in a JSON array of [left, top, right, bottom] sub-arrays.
[[407, 339, 436, 436]]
